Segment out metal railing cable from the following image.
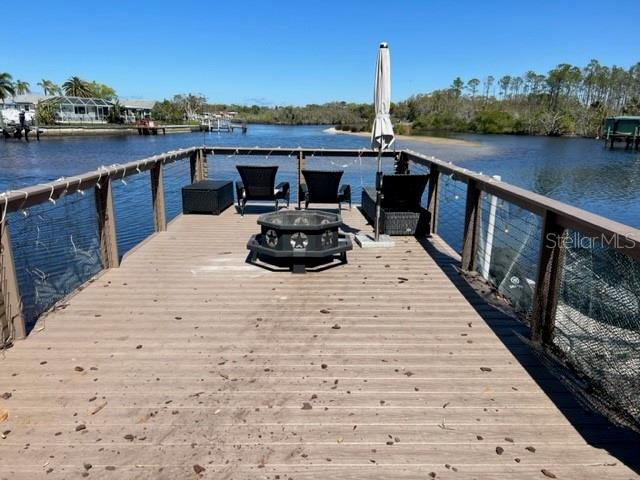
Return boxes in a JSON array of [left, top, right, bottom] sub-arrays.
[[408, 152, 640, 430]]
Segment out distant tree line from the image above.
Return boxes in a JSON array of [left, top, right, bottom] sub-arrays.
[[0, 73, 117, 101], [227, 102, 375, 127], [393, 59, 640, 136], [211, 59, 640, 137], [151, 94, 208, 123], [151, 98, 374, 127], [4, 58, 639, 135]]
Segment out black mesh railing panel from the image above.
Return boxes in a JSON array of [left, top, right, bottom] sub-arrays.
[[435, 173, 467, 254], [554, 231, 640, 426], [112, 171, 154, 256], [7, 189, 102, 330], [475, 193, 542, 317], [393, 156, 640, 427], [163, 159, 192, 224], [408, 160, 432, 211]]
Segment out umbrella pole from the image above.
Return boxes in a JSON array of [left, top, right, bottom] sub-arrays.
[[374, 149, 382, 241]]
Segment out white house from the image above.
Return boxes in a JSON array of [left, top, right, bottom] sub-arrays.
[[1, 95, 158, 125], [119, 99, 156, 123], [1, 94, 50, 124]]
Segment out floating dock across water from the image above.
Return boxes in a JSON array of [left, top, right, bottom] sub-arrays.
[[197, 116, 247, 133]]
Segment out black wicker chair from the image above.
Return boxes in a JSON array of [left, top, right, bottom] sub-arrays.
[[235, 166, 290, 216], [300, 170, 351, 210], [361, 174, 430, 236]]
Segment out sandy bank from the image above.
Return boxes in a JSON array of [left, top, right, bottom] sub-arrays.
[[324, 127, 481, 147]]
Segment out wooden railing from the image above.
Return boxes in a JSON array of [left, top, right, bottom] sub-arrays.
[[404, 149, 640, 347], [1, 145, 639, 353], [0, 147, 395, 342]]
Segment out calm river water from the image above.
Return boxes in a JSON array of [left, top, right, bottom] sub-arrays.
[[2, 125, 639, 228]]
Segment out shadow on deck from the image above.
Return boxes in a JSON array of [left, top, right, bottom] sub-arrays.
[[419, 236, 640, 474]]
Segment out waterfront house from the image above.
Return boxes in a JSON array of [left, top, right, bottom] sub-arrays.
[[119, 98, 156, 123], [2, 95, 157, 125], [1, 93, 50, 112], [39, 96, 114, 124], [0, 94, 50, 124]]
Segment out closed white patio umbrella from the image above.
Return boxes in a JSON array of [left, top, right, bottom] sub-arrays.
[[371, 42, 395, 241]]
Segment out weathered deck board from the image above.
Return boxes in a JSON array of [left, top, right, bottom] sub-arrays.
[[0, 206, 638, 479]]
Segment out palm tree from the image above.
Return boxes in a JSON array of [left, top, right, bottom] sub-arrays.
[[0, 72, 15, 103], [62, 76, 92, 97], [15, 80, 30, 95], [38, 79, 50, 94], [38, 79, 56, 95]]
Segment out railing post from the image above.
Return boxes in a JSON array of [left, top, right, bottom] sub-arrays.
[[200, 149, 208, 179], [189, 152, 197, 183], [150, 163, 167, 232], [531, 210, 566, 345], [190, 149, 207, 183], [461, 179, 481, 271], [297, 151, 305, 209], [95, 177, 120, 268], [0, 221, 25, 341], [426, 165, 440, 235]]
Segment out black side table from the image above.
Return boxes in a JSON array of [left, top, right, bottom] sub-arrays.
[[182, 180, 234, 215]]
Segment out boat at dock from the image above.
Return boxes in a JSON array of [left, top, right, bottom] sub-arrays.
[[136, 118, 165, 135], [197, 112, 247, 133]]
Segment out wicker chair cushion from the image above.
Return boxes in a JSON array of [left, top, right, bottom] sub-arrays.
[[380, 174, 428, 209]]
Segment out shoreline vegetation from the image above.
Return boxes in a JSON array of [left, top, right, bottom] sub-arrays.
[[213, 59, 640, 138], [3, 58, 639, 139]]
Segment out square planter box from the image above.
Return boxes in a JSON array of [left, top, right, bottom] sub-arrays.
[[182, 180, 234, 215]]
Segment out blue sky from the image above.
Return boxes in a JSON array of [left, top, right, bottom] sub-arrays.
[[3, 0, 639, 105]]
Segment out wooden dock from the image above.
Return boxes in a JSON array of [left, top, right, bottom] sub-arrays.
[[0, 206, 637, 479]]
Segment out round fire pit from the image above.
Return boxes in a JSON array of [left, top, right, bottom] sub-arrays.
[[247, 210, 352, 273]]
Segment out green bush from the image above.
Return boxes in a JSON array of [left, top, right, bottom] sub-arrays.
[[412, 113, 469, 133], [151, 100, 185, 123], [470, 108, 515, 134], [394, 123, 411, 135], [35, 101, 57, 125]]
